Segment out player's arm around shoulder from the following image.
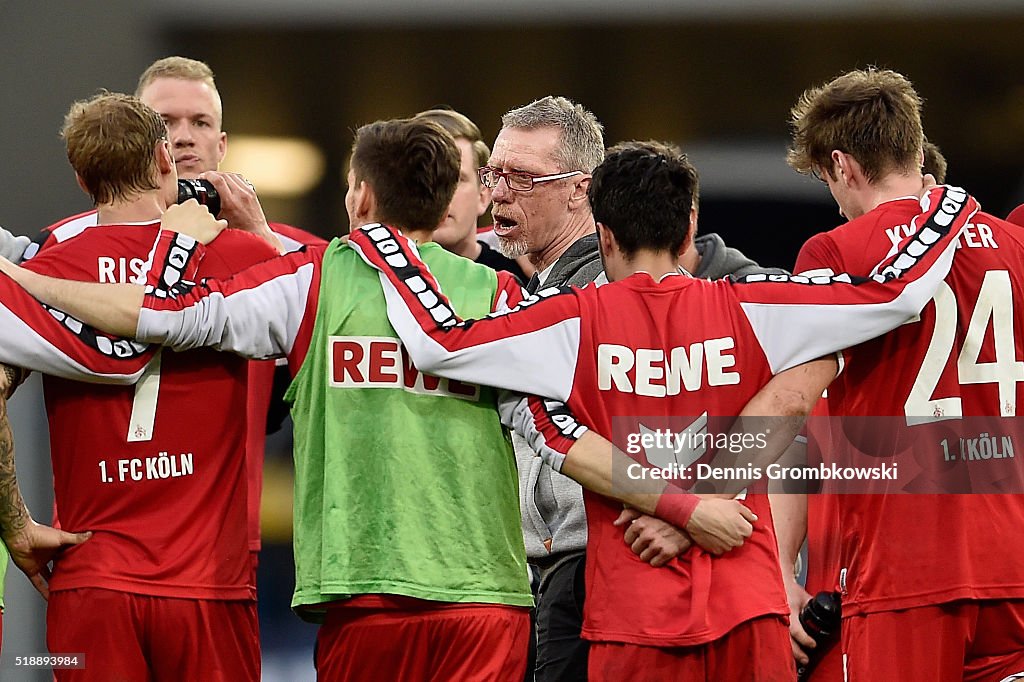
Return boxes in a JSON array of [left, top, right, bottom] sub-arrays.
[[492, 269, 527, 311], [0, 254, 155, 386]]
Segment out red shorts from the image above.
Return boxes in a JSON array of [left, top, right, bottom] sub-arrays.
[[588, 615, 794, 682], [315, 596, 530, 682], [47, 588, 259, 682], [843, 600, 1024, 682]]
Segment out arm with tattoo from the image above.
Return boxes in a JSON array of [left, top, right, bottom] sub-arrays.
[[0, 391, 28, 536]]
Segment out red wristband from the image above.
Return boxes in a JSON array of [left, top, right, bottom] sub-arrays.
[[654, 484, 700, 529]]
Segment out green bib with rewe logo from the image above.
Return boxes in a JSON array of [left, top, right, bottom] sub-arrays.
[[285, 236, 530, 617]]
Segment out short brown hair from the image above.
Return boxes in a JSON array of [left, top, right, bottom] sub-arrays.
[[413, 108, 490, 174], [922, 138, 947, 184], [787, 68, 924, 183], [135, 56, 223, 124], [61, 92, 167, 205], [351, 118, 460, 232]]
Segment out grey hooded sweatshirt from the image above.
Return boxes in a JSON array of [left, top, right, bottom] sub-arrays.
[[515, 233, 602, 572]]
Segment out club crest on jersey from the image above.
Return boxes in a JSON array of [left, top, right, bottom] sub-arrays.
[[329, 335, 480, 401]]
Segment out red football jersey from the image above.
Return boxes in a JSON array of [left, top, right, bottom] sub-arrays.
[[34, 213, 324, 553], [24, 219, 278, 599], [800, 401, 844, 599], [796, 196, 1024, 615], [566, 277, 788, 647]]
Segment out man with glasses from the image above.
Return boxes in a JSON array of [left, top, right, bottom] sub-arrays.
[[413, 108, 527, 283], [0, 118, 759, 682], [484, 96, 604, 288], [487, 96, 790, 681], [0, 116, 531, 681], [338, 142, 973, 681], [480, 95, 606, 681]]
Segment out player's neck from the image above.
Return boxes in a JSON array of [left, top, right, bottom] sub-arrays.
[[530, 213, 596, 272], [397, 226, 435, 246], [678, 243, 701, 275], [856, 172, 924, 218], [96, 193, 166, 226], [611, 250, 679, 283], [449, 232, 482, 260]]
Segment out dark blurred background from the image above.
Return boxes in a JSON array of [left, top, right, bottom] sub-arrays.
[[2, 1, 1023, 679]]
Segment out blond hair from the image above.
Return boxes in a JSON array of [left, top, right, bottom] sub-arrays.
[[135, 56, 223, 124]]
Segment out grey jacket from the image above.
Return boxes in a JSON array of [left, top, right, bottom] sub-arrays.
[[691, 233, 789, 280], [0, 225, 30, 263], [517, 232, 786, 569], [516, 233, 603, 567]]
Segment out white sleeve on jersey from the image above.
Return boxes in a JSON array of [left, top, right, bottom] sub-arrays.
[[738, 186, 977, 374], [350, 225, 584, 402], [0, 282, 150, 384], [137, 252, 317, 360]]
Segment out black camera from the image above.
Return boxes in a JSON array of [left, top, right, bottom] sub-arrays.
[[176, 178, 220, 217], [797, 591, 842, 680]]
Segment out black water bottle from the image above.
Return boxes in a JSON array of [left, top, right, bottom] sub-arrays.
[[177, 178, 221, 217], [796, 591, 842, 680]]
